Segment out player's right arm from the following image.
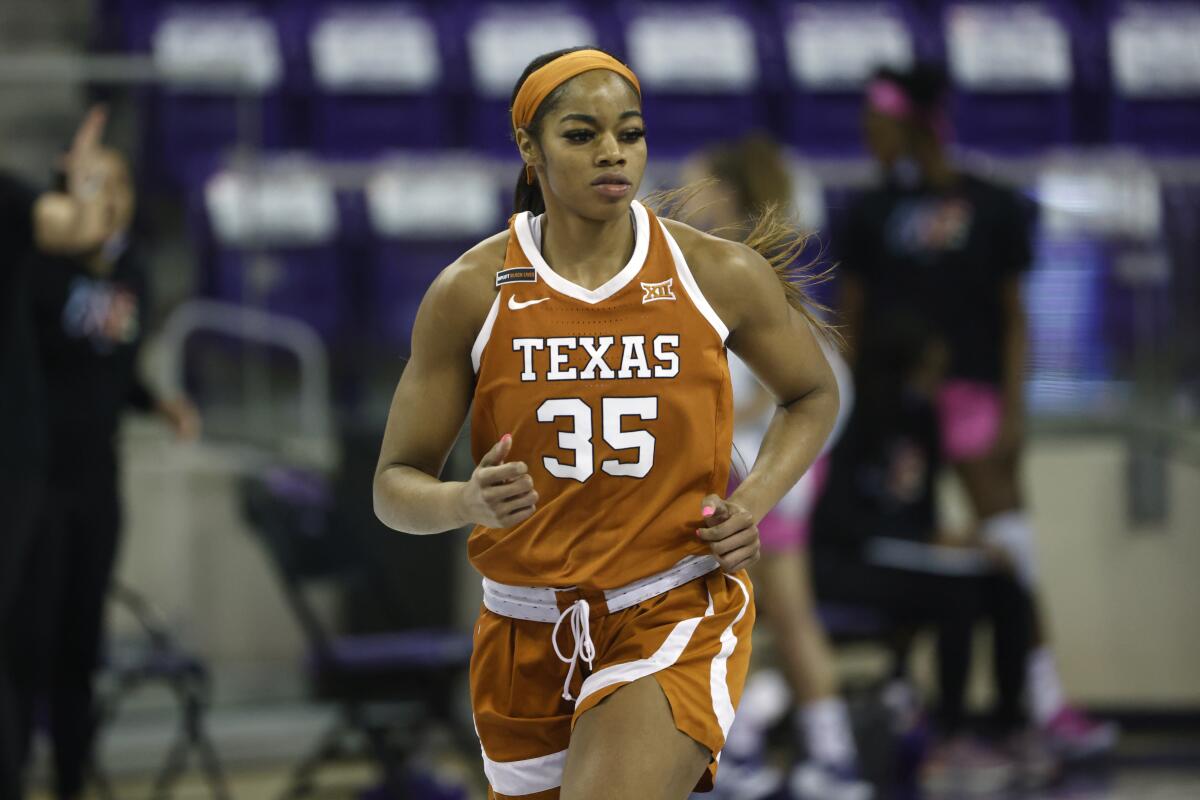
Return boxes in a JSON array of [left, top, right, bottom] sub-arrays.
[[373, 237, 538, 534]]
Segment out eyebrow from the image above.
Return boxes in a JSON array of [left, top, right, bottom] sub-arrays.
[[558, 110, 644, 125]]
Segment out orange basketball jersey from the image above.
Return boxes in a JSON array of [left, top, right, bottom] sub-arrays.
[[468, 200, 733, 591]]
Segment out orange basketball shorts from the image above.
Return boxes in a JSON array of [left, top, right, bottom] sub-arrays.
[[470, 568, 754, 799]]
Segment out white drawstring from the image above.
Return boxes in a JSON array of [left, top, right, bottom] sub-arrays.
[[551, 599, 596, 702]]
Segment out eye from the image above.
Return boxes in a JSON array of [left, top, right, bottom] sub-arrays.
[[564, 129, 595, 143], [621, 128, 646, 143]]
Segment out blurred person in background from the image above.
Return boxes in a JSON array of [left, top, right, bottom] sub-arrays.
[[838, 62, 1117, 759], [0, 107, 117, 800], [680, 137, 871, 800], [810, 311, 1038, 795], [10, 145, 199, 800]]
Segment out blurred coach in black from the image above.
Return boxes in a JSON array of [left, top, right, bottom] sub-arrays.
[[12, 144, 199, 799], [0, 107, 116, 799]]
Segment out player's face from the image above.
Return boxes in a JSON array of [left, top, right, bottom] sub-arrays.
[[863, 107, 908, 168], [529, 71, 647, 220]]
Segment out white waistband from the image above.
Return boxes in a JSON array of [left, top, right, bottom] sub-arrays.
[[481, 554, 721, 624]]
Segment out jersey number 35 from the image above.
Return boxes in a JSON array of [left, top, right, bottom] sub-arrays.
[[536, 396, 658, 482]]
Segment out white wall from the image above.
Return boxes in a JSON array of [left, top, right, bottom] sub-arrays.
[[114, 422, 1200, 708]]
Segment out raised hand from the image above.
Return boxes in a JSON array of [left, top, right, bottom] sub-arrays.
[[63, 104, 109, 201]]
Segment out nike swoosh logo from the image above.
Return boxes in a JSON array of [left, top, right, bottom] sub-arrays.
[[508, 296, 550, 311]]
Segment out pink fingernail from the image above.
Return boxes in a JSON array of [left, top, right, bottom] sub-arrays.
[[702, 506, 715, 517], [695, 529, 702, 537]]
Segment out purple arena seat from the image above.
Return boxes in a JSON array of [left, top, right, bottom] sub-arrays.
[[363, 154, 506, 353], [1107, 1, 1200, 152], [299, 3, 451, 156], [240, 465, 473, 797], [774, 1, 928, 155], [142, 6, 294, 187], [937, 1, 1077, 151], [617, 1, 769, 156], [461, 3, 619, 156], [199, 157, 347, 340]]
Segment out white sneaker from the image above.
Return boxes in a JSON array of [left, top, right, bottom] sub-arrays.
[[713, 757, 785, 800], [789, 761, 874, 800]]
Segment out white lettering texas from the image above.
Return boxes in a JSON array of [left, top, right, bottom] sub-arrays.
[[512, 334, 680, 382]]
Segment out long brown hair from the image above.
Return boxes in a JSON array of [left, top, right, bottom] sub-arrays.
[[646, 135, 839, 343]]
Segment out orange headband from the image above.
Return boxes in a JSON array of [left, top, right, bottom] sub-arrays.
[[512, 51, 641, 188]]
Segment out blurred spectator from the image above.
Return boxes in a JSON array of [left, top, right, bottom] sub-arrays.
[[0, 107, 116, 800], [11, 146, 199, 799], [680, 136, 871, 800], [811, 311, 1035, 793], [838, 62, 1117, 760]]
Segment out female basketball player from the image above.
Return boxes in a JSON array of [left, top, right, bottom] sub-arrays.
[[374, 48, 839, 799]]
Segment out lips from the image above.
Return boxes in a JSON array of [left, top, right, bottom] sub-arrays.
[[591, 173, 631, 186]]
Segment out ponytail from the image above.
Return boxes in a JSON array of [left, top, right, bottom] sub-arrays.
[[645, 181, 840, 346], [513, 166, 547, 216]]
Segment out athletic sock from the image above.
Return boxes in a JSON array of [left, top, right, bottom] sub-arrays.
[[796, 697, 858, 767], [725, 669, 791, 759], [981, 510, 1039, 589], [1028, 646, 1067, 726]]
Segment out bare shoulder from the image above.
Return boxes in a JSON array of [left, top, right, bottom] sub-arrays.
[[417, 229, 508, 350], [659, 217, 782, 332]]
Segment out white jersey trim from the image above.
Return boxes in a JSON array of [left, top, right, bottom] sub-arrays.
[[657, 219, 730, 342], [516, 200, 651, 305], [471, 293, 501, 374], [478, 741, 567, 796], [575, 590, 715, 706], [709, 572, 750, 739], [481, 554, 720, 623]]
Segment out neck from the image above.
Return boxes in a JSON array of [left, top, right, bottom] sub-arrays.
[[915, 146, 955, 189], [538, 198, 635, 291], [85, 250, 116, 276]]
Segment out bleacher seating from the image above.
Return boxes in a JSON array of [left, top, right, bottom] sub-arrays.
[[775, 1, 924, 154], [939, 1, 1077, 150], [199, 158, 347, 338], [103, 0, 1198, 353], [1107, 0, 1200, 151], [363, 154, 505, 351], [303, 3, 449, 156], [620, 2, 769, 155]]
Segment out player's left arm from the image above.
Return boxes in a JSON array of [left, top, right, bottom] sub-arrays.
[[717, 242, 839, 521], [685, 230, 839, 571]]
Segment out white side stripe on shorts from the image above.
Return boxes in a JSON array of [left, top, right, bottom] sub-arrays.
[[709, 573, 751, 740], [479, 745, 567, 796], [574, 591, 715, 706]]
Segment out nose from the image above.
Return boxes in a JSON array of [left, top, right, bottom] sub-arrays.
[[594, 132, 625, 167]]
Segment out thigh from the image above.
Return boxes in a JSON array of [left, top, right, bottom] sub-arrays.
[[562, 676, 708, 800], [565, 570, 755, 799], [0, 479, 44, 631], [57, 486, 122, 664]]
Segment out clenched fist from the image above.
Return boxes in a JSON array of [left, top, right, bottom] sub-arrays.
[[458, 434, 539, 528], [696, 494, 760, 573]]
